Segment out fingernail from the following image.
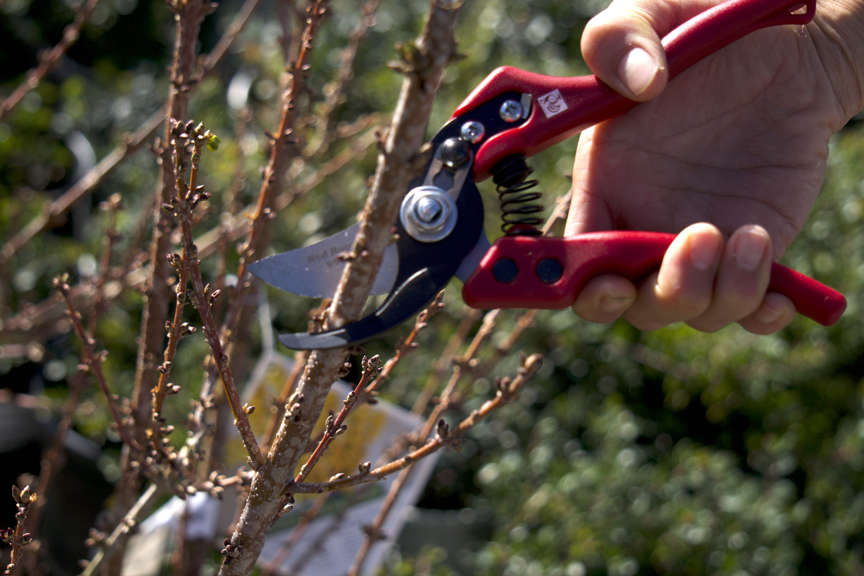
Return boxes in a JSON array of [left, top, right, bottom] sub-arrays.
[[734, 227, 769, 271], [688, 231, 721, 271], [617, 47, 659, 97]]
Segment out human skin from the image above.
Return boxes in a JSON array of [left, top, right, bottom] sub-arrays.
[[567, 0, 864, 333]]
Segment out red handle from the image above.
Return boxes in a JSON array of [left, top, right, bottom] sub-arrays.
[[461, 233, 846, 326], [453, 0, 816, 178]]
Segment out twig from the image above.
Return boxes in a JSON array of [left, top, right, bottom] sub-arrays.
[[167, 121, 264, 469], [0, 0, 261, 270], [0, 125, 377, 348], [293, 356, 380, 484], [3, 484, 38, 576], [79, 484, 160, 576], [55, 276, 137, 450], [411, 309, 479, 413], [293, 294, 442, 485], [217, 3, 462, 574], [219, 0, 328, 344], [264, 297, 441, 574], [263, 351, 307, 450], [22, 369, 87, 574], [0, 112, 163, 269], [131, 0, 215, 460], [308, 0, 381, 155], [197, 0, 261, 74], [0, 0, 101, 122], [291, 354, 543, 497], [87, 194, 123, 327]]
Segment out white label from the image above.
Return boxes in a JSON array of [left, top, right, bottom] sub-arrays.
[[537, 89, 567, 118]]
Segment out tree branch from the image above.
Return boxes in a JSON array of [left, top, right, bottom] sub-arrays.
[[0, 0, 101, 122], [217, 2, 463, 574]]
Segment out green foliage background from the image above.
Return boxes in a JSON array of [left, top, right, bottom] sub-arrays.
[[1, 0, 862, 574]]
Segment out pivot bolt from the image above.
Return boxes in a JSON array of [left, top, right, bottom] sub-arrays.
[[460, 120, 485, 144], [499, 100, 523, 122], [415, 195, 443, 223], [400, 186, 458, 243]]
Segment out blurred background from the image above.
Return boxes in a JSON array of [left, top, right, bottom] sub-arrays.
[[1, 0, 863, 574]]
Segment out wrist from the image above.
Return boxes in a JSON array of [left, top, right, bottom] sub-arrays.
[[811, 0, 864, 122]]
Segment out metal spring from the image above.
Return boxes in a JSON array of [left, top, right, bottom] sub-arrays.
[[492, 155, 543, 236]]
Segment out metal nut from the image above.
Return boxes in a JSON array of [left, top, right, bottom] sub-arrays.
[[400, 186, 458, 243]]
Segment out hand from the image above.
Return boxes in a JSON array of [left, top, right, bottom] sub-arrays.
[[567, 0, 864, 333]]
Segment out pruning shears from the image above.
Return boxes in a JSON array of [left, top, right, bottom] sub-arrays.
[[250, 0, 846, 350]]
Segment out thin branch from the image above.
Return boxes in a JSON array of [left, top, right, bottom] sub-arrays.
[[0, 112, 163, 269], [219, 0, 328, 345], [22, 369, 87, 574], [261, 494, 329, 576], [292, 353, 543, 497], [87, 194, 123, 327], [128, 7, 217, 539], [0, 124, 377, 348], [0, 0, 260, 270], [308, 0, 381, 155], [263, 351, 307, 450], [197, 0, 261, 74], [55, 276, 137, 450], [3, 484, 38, 576], [79, 484, 160, 576], [0, 0, 101, 122], [167, 121, 264, 469]]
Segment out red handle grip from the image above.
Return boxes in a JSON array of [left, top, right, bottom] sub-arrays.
[[453, 0, 815, 178], [461, 233, 846, 326]]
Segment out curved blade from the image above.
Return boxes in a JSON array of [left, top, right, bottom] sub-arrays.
[[278, 268, 441, 350], [248, 224, 399, 298]]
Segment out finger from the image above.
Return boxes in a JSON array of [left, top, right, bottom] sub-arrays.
[[566, 127, 614, 236], [623, 222, 723, 329], [580, 0, 719, 100], [738, 292, 796, 334], [572, 275, 637, 323], [581, 0, 671, 100], [687, 225, 772, 332]]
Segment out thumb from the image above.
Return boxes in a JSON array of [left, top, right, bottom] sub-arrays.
[[581, 0, 717, 101]]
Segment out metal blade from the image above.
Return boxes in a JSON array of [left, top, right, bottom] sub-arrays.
[[278, 268, 441, 350], [248, 224, 399, 298], [454, 232, 491, 283]]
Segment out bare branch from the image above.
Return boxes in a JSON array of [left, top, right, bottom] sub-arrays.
[[3, 484, 38, 576], [79, 484, 160, 576], [0, 0, 101, 122], [22, 369, 87, 574], [0, 0, 261, 270], [291, 353, 543, 497], [308, 0, 381, 154], [130, 0, 216, 488], [0, 112, 162, 269], [0, 120, 376, 349], [55, 277, 137, 450], [167, 121, 265, 469], [218, 3, 462, 574]]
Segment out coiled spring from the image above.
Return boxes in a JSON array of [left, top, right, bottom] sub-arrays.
[[492, 155, 544, 236]]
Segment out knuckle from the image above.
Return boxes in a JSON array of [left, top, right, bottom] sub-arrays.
[[664, 289, 712, 319]]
